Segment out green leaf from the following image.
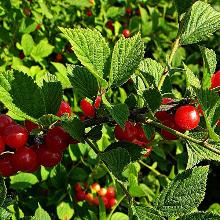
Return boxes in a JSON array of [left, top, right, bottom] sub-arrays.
[[67, 65, 98, 99], [41, 74, 63, 115], [10, 173, 39, 190], [200, 46, 217, 89], [21, 34, 35, 56], [178, 211, 220, 220], [99, 147, 131, 182], [106, 6, 125, 19], [39, 1, 53, 19], [10, 72, 46, 119], [179, 1, 220, 45], [0, 177, 6, 207], [66, 0, 92, 8], [31, 39, 54, 62], [62, 118, 85, 142], [139, 58, 164, 88], [208, 203, 220, 214], [56, 202, 74, 220], [51, 62, 72, 89], [98, 197, 106, 220], [186, 141, 220, 169], [87, 125, 103, 141], [0, 207, 11, 220], [109, 104, 129, 128], [197, 89, 220, 141], [154, 166, 209, 217], [111, 212, 129, 220], [59, 28, 110, 84], [110, 33, 144, 86], [131, 205, 165, 220], [143, 87, 162, 112], [32, 204, 51, 220]]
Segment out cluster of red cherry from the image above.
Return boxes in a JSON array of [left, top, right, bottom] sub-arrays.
[[74, 182, 117, 209], [0, 101, 74, 177]]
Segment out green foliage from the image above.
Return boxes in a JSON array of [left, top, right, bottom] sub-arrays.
[[32, 204, 51, 220], [0, 177, 6, 207], [178, 211, 220, 220], [179, 1, 220, 45], [154, 166, 209, 217], [109, 34, 144, 86]]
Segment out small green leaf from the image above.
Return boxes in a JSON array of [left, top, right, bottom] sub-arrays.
[[62, 118, 85, 142], [99, 147, 131, 182], [10, 173, 39, 190], [111, 212, 129, 220], [110, 33, 144, 86], [143, 87, 162, 112], [60, 28, 110, 84], [0, 207, 11, 220], [178, 211, 220, 220], [67, 65, 98, 99], [32, 204, 51, 220], [200, 46, 217, 89], [154, 166, 209, 217], [87, 125, 103, 141], [139, 58, 164, 87], [56, 202, 74, 220], [131, 205, 165, 220], [21, 34, 35, 56], [39, 2, 53, 19], [109, 103, 129, 128], [179, 1, 220, 45], [98, 197, 106, 220], [0, 177, 6, 207]]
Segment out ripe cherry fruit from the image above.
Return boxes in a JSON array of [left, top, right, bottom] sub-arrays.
[[91, 182, 101, 193], [12, 147, 39, 173], [3, 124, 28, 149], [211, 70, 220, 89], [55, 53, 63, 62], [106, 186, 115, 199], [86, 9, 93, 17], [0, 114, 13, 133], [174, 105, 200, 130], [56, 101, 71, 117], [0, 136, 5, 154], [94, 96, 102, 109], [0, 153, 16, 177], [80, 98, 95, 118], [75, 190, 86, 201], [24, 120, 39, 133], [122, 29, 131, 38]]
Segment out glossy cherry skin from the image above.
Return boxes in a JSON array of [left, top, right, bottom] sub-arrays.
[[12, 147, 39, 173], [114, 121, 136, 142], [56, 101, 71, 117], [108, 198, 117, 208], [0, 153, 17, 177], [45, 126, 70, 152], [211, 70, 220, 89], [80, 98, 95, 118], [106, 186, 115, 199], [106, 20, 114, 31], [133, 123, 154, 144], [75, 190, 86, 201], [24, 120, 39, 133], [37, 145, 63, 168], [98, 188, 107, 197], [3, 124, 28, 149], [162, 98, 174, 104], [0, 114, 14, 133], [74, 182, 83, 192], [85, 193, 93, 203], [91, 182, 101, 192], [94, 96, 102, 109], [0, 136, 5, 154], [174, 105, 200, 130], [122, 29, 131, 38], [161, 117, 184, 140]]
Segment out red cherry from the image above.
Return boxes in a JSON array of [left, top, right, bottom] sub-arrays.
[[134, 123, 153, 144], [74, 182, 83, 192], [92, 197, 99, 206], [0, 153, 17, 177], [94, 96, 102, 109], [45, 126, 70, 152], [106, 20, 114, 31], [56, 101, 71, 117], [102, 196, 109, 207], [197, 104, 204, 116], [35, 24, 41, 30], [80, 98, 95, 118], [55, 53, 62, 62], [98, 188, 107, 197], [91, 182, 101, 192], [155, 111, 173, 122], [85, 193, 93, 203], [122, 29, 131, 38], [0, 114, 13, 133], [211, 70, 220, 89], [76, 191, 86, 201], [106, 186, 115, 199], [174, 105, 200, 130], [24, 120, 39, 133], [86, 9, 93, 17], [3, 124, 28, 149], [0, 136, 5, 154], [125, 7, 132, 15], [12, 147, 39, 173], [108, 198, 117, 208], [161, 117, 184, 140], [162, 98, 174, 104], [114, 121, 136, 142], [37, 145, 63, 168]]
